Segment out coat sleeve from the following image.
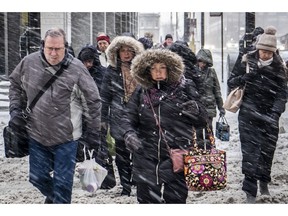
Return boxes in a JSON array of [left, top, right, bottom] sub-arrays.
[[100, 67, 113, 124], [121, 87, 142, 137], [9, 58, 27, 116], [78, 66, 102, 134]]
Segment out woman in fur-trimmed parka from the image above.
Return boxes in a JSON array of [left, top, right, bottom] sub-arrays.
[[121, 49, 208, 203], [227, 26, 288, 203], [100, 36, 144, 196]]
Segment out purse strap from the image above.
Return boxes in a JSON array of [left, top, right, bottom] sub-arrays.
[[22, 65, 67, 118], [146, 92, 197, 151]]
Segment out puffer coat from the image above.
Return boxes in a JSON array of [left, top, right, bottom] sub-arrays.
[[100, 36, 144, 140], [121, 49, 208, 184], [196, 49, 224, 117]]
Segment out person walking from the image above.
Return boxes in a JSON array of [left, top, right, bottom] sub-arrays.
[[161, 34, 173, 48], [8, 28, 102, 204], [96, 32, 110, 67], [100, 35, 144, 196], [195, 48, 225, 147], [121, 49, 208, 203], [77, 44, 106, 89], [227, 26, 288, 203]]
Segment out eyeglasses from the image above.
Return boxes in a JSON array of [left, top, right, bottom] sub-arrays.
[[45, 47, 65, 52]]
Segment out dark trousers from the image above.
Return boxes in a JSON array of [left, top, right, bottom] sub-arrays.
[[136, 175, 188, 204], [115, 138, 132, 193], [29, 138, 78, 204], [239, 110, 279, 197]]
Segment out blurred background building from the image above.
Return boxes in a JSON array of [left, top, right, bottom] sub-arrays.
[[1, 12, 288, 79]]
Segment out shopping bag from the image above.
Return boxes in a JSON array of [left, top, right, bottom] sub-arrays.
[[184, 124, 227, 191], [78, 149, 108, 193], [215, 116, 230, 141]]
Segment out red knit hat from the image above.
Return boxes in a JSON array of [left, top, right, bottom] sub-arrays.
[[96, 34, 110, 44]]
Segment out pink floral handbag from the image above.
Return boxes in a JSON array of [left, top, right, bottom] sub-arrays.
[[183, 125, 227, 191]]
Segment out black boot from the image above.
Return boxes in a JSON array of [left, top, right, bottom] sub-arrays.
[[44, 197, 53, 204], [260, 181, 270, 195], [246, 193, 256, 204]]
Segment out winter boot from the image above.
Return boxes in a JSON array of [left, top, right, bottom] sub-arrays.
[[246, 193, 256, 204], [260, 181, 270, 196], [44, 197, 53, 204]]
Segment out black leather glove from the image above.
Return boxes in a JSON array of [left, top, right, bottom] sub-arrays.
[[179, 100, 200, 116], [219, 108, 226, 116], [124, 131, 143, 153]]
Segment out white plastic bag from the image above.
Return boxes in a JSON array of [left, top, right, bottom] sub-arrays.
[[78, 148, 108, 193]]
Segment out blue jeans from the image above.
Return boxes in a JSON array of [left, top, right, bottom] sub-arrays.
[[29, 138, 78, 204]]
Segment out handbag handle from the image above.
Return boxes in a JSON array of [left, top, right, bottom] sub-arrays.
[[146, 92, 197, 151], [217, 115, 228, 125]]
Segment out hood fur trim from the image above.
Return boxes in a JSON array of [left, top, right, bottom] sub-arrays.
[[106, 36, 144, 67], [130, 49, 184, 89]]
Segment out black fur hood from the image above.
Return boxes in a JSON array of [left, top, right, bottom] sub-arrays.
[[106, 36, 144, 67], [130, 49, 185, 89]]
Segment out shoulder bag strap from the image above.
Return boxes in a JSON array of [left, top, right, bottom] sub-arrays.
[[146, 92, 197, 151], [23, 65, 67, 118]]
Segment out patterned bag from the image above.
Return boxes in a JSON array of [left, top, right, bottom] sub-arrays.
[[184, 125, 227, 191]]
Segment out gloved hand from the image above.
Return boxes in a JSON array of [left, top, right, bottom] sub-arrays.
[[219, 108, 226, 116], [179, 100, 200, 116], [80, 131, 101, 152], [124, 131, 143, 153], [9, 110, 27, 133], [241, 72, 257, 83]]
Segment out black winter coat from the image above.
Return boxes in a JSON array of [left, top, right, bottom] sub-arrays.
[[228, 50, 287, 116], [121, 79, 208, 184]]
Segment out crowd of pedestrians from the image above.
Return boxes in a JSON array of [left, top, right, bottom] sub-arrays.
[[6, 26, 287, 204]]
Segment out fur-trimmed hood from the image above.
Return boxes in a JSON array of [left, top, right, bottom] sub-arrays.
[[106, 36, 144, 67], [130, 49, 185, 89]]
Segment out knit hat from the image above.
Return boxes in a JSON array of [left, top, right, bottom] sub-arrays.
[[96, 33, 110, 44], [256, 26, 277, 52], [79, 48, 95, 61], [165, 34, 173, 40], [138, 37, 153, 50]]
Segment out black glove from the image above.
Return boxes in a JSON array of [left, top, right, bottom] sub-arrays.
[[179, 100, 200, 116], [241, 72, 257, 83], [80, 131, 101, 152], [9, 110, 27, 133], [219, 108, 226, 116], [124, 131, 143, 153]]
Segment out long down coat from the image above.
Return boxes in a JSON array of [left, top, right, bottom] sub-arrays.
[[121, 49, 208, 184]]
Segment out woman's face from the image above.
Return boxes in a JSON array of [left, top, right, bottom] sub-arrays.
[[150, 63, 168, 81], [259, 49, 274, 61], [197, 60, 207, 70], [119, 45, 135, 63]]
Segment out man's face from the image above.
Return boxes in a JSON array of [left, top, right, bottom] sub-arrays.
[[97, 40, 109, 52], [43, 36, 66, 65]]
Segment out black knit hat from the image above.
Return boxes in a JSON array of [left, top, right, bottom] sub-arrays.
[[138, 37, 153, 50], [165, 34, 173, 40]]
